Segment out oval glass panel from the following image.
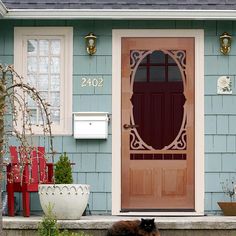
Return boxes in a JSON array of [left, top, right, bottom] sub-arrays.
[[132, 50, 185, 149]]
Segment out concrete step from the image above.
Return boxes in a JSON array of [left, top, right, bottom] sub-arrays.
[[3, 215, 236, 236]]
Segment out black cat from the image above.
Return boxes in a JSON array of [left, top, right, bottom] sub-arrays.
[[107, 218, 160, 236]]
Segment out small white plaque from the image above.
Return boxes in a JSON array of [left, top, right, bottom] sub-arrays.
[[217, 76, 232, 94]]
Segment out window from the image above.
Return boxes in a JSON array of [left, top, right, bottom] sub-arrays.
[[134, 50, 182, 83], [14, 27, 73, 135]]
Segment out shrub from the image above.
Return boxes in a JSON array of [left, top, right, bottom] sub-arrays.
[[54, 152, 73, 184]]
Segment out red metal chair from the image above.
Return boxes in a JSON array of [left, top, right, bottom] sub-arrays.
[[6, 146, 54, 217]]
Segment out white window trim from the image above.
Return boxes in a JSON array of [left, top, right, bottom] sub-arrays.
[[14, 27, 73, 136], [112, 29, 204, 216]]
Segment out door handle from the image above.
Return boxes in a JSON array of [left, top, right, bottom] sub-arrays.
[[123, 124, 139, 129]]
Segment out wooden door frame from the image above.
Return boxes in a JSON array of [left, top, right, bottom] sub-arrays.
[[112, 29, 204, 216]]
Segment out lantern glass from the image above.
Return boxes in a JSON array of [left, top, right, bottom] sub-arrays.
[[223, 38, 228, 46]]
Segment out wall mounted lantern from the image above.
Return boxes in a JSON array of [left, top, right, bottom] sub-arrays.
[[220, 32, 232, 55], [85, 32, 97, 55]]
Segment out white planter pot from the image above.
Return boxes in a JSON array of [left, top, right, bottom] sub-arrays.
[[38, 184, 90, 219]]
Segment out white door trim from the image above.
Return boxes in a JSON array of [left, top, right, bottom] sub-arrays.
[[112, 29, 204, 215]]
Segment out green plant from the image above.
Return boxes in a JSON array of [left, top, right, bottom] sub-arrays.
[[38, 204, 91, 236], [54, 152, 73, 184], [38, 204, 59, 236]]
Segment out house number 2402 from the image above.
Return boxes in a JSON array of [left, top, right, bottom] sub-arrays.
[[81, 77, 104, 87]]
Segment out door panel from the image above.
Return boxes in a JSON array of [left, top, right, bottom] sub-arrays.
[[130, 169, 154, 196], [162, 168, 187, 196], [121, 37, 195, 211]]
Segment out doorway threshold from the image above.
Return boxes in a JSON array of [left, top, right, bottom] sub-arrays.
[[117, 211, 204, 216]]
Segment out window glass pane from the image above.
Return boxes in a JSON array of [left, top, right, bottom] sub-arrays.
[[39, 57, 49, 73], [139, 56, 147, 64], [51, 57, 60, 73], [150, 51, 165, 64], [39, 91, 48, 101], [168, 55, 176, 64], [134, 66, 146, 82], [25, 35, 64, 128], [38, 112, 46, 125], [51, 75, 60, 91], [38, 75, 49, 91], [27, 40, 37, 55], [27, 57, 37, 72], [168, 66, 182, 81], [27, 96, 36, 107], [50, 109, 60, 124], [50, 92, 60, 107], [150, 66, 165, 82], [51, 40, 61, 55], [39, 40, 49, 55], [27, 74, 37, 87], [29, 109, 37, 124]]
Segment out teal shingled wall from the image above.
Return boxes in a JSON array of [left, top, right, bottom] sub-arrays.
[[1, 19, 236, 215], [204, 20, 236, 214]]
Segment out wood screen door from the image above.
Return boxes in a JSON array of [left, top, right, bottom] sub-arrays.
[[121, 37, 195, 211]]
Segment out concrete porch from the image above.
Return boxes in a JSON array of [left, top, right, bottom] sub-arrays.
[[3, 215, 236, 236]]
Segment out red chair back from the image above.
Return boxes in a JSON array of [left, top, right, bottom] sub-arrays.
[[9, 146, 47, 184]]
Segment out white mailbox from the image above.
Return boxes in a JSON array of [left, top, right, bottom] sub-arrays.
[[73, 112, 109, 139]]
